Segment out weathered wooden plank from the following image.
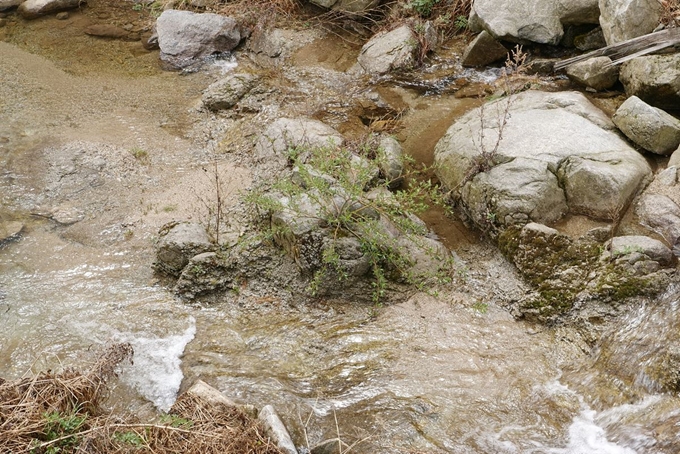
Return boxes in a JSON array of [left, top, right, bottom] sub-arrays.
[[554, 27, 680, 70]]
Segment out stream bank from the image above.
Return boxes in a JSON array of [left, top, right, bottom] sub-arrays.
[[1, 0, 680, 452]]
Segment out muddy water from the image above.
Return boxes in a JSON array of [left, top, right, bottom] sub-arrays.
[[1, 8, 679, 454]]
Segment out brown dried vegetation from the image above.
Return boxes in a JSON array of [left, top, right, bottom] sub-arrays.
[[0, 344, 283, 454]]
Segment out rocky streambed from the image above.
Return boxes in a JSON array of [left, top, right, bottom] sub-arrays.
[[2, 0, 680, 452]]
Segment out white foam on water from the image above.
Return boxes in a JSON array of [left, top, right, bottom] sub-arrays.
[[551, 408, 637, 454], [118, 318, 196, 412], [210, 54, 238, 74]]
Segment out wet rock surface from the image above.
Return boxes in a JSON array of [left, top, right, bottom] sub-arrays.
[[2, 1, 680, 452]]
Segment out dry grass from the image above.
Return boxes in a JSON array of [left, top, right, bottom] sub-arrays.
[[660, 0, 680, 27], [0, 344, 284, 454]]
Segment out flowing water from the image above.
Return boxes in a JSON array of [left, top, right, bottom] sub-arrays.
[[1, 6, 679, 453]]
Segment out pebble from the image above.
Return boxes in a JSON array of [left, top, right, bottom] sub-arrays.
[[55, 11, 68, 20], [0, 221, 24, 244]]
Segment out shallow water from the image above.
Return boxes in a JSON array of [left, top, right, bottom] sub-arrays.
[[1, 7, 679, 453]]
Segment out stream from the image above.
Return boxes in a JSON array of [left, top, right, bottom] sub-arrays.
[[1, 5, 679, 453]]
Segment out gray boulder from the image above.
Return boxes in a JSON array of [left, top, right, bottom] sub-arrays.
[[461, 31, 508, 67], [258, 405, 297, 454], [565, 56, 619, 90], [619, 54, 680, 111], [636, 194, 680, 253], [434, 91, 652, 228], [0, 0, 22, 11], [202, 73, 260, 111], [471, 0, 599, 45], [156, 10, 241, 70], [18, 0, 81, 19], [357, 25, 417, 74], [556, 150, 650, 219], [612, 96, 680, 155], [598, 0, 662, 45], [154, 222, 214, 276], [255, 118, 344, 167]]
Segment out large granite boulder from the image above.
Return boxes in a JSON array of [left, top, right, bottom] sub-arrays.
[[470, 0, 600, 45], [18, 0, 81, 19], [357, 25, 418, 74], [612, 96, 680, 155], [619, 54, 680, 111], [156, 10, 241, 70], [598, 0, 662, 45], [434, 91, 652, 229]]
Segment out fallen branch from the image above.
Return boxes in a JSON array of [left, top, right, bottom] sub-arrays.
[[554, 27, 680, 70]]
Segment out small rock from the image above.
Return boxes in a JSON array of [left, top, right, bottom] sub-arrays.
[[357, 24, 417, 75], [84, 24, 129, 39], [186, 380, 237, 407], [18, 0, 81, 19], [566, 56, 619, 91], [202, 73, 260, 111], [50, 205, 84, 225], [669, 145, 680, 168], [175, 251, 233, 299], [0, 221, 24, 244], [0, 18, 6, 27], [258, 405, 297, 454], [636, 194, 680, 252], [154, 222, 214, 276], [141, 31, 159, 50], [378, 135, 403, 187], [461, 31, 508, 67], [608, 235, 674, 266], [612, 96, 680, 155], [55, 11, 68, 19], [525, 58, 555, 76], [574, 27, 606, 51]]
